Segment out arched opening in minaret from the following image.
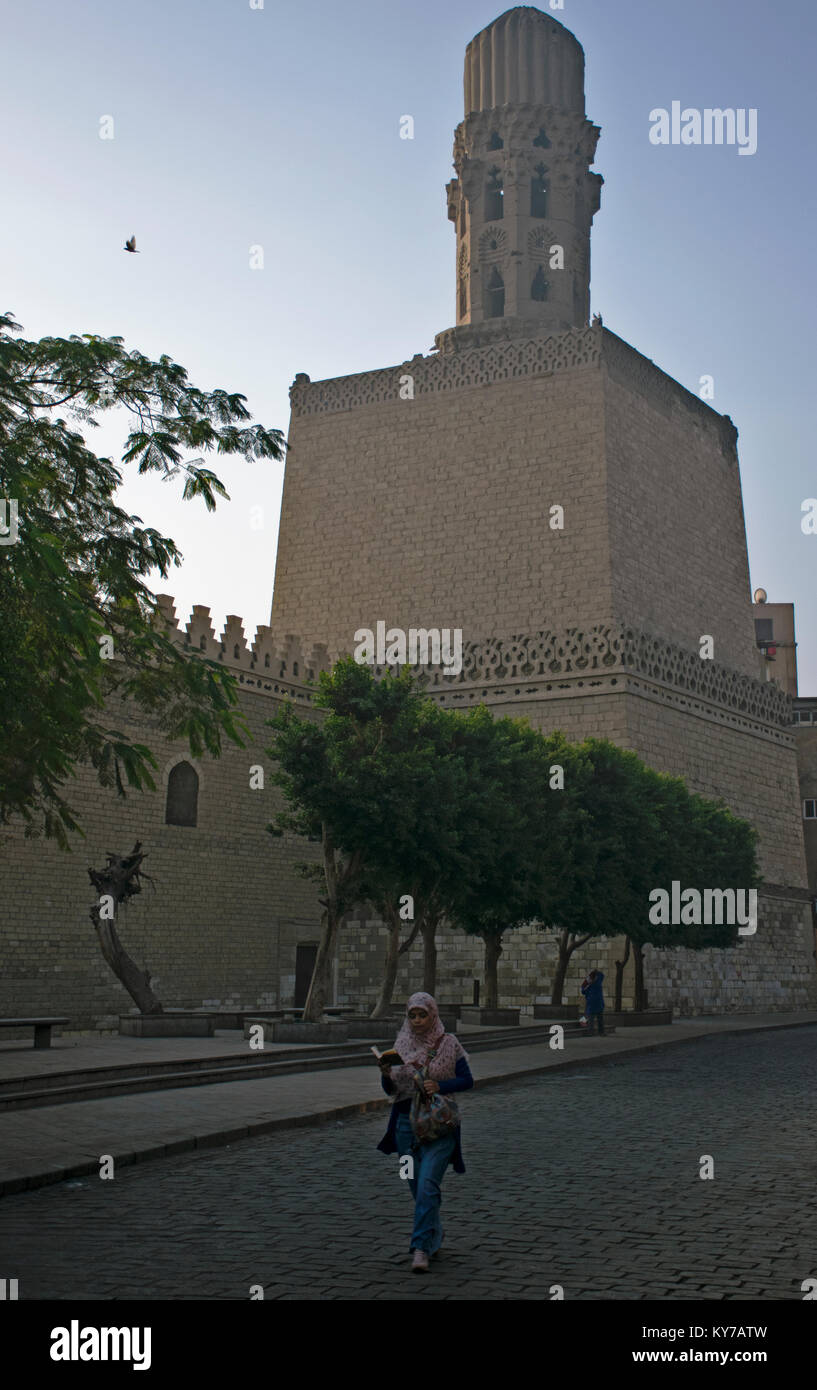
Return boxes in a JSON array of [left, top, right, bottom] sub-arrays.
[[531, 166, 548, 218], [486, 267, 505, 319], [531, 266, 549, 302], [533, 127, 551, 149], [485, 169, 504, 221], [459, 276, 468, 319], [488, 130, 504, 150]]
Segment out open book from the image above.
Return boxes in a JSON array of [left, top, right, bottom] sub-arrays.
[[370, 1045, 403, 1066]]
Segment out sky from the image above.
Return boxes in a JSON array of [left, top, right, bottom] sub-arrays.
[[3, 0, 816, 688]]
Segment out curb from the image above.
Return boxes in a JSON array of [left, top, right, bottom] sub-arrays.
[[3, 1016, 816, 1197]]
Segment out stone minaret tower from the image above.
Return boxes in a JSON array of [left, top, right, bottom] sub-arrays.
[[438, 6, 603, 350]]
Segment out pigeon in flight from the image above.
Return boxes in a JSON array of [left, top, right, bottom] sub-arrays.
[[123, 236, 139, 253]]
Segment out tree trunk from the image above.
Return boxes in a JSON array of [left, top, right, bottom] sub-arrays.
[[88, 842, 163, 1015], [550, 929, 593, 1007], [302, 830, 362, 1023], [614, 936, 631, 1013], [483, 933, 503, 1010], [550, 929, 570, 1006], [301, 904, 338, 1022], [370, 908, 400, 1019], [421, 912, 439, 994], [90, 905, 164, 1014], [632, 940, 647, 1012]]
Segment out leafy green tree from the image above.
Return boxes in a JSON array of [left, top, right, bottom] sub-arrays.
[[0, 311, 285, 846], [575, 741, 761, 1011], [633, 778, 761, 1007], [267, 658, 453, 1022], [353, 697, 464, 1018], [529, 734, 600, 1007], [543, 739, 657, 1009], [445, 717, 587, 1010]]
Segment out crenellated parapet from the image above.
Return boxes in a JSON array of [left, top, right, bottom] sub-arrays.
[[151, 600, 792, 740], [153, 595, 330, 695]]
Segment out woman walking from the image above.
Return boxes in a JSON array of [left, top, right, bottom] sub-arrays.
[[376, 991, 474, 1272]]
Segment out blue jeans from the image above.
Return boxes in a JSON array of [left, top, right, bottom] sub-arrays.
[[395, 1113, 456, 1255]]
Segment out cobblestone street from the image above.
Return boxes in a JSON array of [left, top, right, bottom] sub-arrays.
[[2, 1027, 814, 1300]]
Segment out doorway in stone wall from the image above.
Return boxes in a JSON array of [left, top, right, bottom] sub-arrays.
[[294, 943, 318, 1009]]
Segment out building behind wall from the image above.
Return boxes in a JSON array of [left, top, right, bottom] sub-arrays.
[[795, 693, 817, 917], [750, 590, 817, 954], [753, 591, 798, 695]]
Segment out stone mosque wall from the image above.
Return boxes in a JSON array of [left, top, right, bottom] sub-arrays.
[[0, 605, 328, 1033], [2, 597, 815, 1030], [335, 624, 815, 1017], [272, 327, 612, 659], [602, 331, 762, 680]]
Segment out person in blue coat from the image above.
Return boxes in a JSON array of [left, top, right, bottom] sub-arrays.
[[580, 968, 606, 1034], [376, 991, 474, 1273]]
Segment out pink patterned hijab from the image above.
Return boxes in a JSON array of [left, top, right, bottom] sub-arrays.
[[389, 992, 468, 1100]]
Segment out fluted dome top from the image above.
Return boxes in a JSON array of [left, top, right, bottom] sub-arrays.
[[464, 6, 586, 116]]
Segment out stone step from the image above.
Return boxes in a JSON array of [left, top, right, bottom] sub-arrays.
[[0, 1021, 592, 1111], [0, 1039, 367, 1098]]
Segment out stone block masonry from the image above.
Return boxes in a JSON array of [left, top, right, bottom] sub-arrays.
[[271, 326, 753, 680], [0, 615, 329, 1033], [271, 317, 815, 1017], [273, 327, 611, 657]]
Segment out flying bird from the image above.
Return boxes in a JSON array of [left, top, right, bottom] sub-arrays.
[[123, 236, 139, 253]]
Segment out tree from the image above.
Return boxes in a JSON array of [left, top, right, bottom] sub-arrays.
[[575, 740, 761, 1011], [0, 311, 285, 846], [634, 778, 761, 1008], [446, 716, 583, 1010], [613, 937, 631, 1012], [354, 697, 463, 1018], [528, 734, 599, 1007], [362, 701, 524, 1013], [87, 841, 163, 1014], [267, 659, 449, 1022]]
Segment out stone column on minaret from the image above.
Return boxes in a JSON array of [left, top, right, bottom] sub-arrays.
[[439, 5, 602, 350]]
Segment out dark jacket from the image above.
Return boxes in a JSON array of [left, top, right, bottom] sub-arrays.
[[581, 970, 605, 1012], [376, 1055, 474, 1173]]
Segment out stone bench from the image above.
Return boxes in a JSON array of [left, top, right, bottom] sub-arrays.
[[0, 1017, 70, 1049]]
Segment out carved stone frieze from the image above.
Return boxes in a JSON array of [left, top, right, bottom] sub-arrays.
[[389, 624, 792, 730], [289, 324, 602, 416]]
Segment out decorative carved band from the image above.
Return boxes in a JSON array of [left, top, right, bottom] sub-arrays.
[[399, 625, 792, 729], [289, 325, 601, 417], [152, 598, 791, 731], [453, 105, 600, 166]]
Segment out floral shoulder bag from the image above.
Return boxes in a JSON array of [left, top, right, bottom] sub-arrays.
[[409, 1041, 461, 1143]]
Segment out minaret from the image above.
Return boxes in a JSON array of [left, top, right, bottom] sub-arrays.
[[438, 5, 602, 350]]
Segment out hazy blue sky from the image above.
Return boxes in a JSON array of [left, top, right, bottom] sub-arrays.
[[4, 0, 816, 687]]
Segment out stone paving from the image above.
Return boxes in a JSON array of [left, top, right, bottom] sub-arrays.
[[3, 1014, 815, 1194], [1, 1026, 814, 1300]]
